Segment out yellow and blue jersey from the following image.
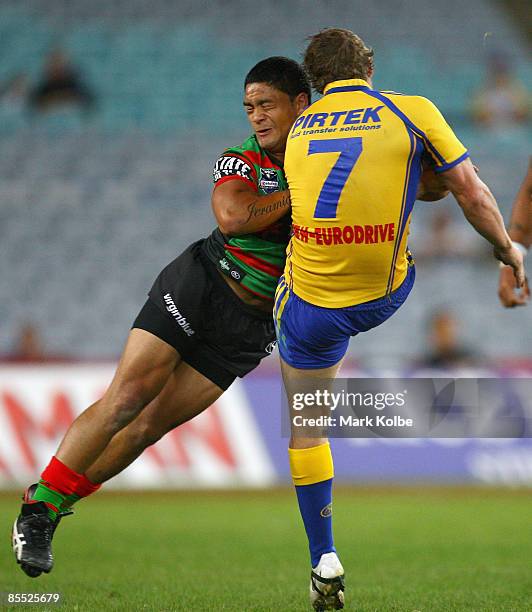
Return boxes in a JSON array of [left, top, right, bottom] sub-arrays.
[[284, 78, 468, 308]]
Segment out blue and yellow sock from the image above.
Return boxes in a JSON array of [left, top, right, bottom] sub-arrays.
[[289, 442, 335, 568]]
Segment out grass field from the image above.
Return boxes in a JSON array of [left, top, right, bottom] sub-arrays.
[[1, 487, 531, 611]]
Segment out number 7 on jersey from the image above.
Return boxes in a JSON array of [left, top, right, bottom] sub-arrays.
[[308, 137, 363, 219]]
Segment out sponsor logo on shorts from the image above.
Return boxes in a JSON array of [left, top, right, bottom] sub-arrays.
[[218, 257, 246, 283], [265, 341, 277, 355], [259, 168, 280, 194], [163, 293, 195, 336], [320, 503, 332, 518], [213, 156, 253, 183]]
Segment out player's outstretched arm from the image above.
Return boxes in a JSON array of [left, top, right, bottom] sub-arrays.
[[212, 179, 291, 236], [440, 158, 526, 288], [498, 161, 531, 307]]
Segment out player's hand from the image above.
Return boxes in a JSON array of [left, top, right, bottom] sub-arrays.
[[498, 264, 530, 307], [493, 244, 527, 291]]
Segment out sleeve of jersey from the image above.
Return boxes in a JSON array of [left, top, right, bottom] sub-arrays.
[[412, 97, 469, 173], [212, 151, 258, 190]]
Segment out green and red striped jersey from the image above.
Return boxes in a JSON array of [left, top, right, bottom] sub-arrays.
[[203, 135, 290, 300]]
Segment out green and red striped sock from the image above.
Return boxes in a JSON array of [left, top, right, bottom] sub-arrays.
[[31, 456, 101, 520]]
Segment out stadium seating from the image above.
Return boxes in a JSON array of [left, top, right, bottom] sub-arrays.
[[0, 0, 530, 360]]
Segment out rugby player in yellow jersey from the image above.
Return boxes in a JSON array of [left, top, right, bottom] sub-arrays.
[[274, 29, 526, 611]]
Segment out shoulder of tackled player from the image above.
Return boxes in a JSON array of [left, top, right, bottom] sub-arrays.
[[213, 149, 258, 183], [379, 91, 439, 113]]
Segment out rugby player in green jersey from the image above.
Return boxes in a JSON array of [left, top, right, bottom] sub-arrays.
[[12, 56, 310, 579]]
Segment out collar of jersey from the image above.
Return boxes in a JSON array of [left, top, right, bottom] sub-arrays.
[[324, 79, 371, 95]]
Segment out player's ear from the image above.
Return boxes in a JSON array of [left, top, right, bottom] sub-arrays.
[[294, 92, 309, 114]]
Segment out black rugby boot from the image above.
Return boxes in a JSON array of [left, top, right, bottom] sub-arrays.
[[12, 484, 73, 577], [12, 501, 56, 577]]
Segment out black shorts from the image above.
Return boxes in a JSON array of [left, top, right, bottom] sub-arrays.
[[132, 240, 275, 390]]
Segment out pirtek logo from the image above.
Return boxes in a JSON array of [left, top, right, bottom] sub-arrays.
[[292, 106, 384, 132], [293, 223, 395, 246], [163, 293, 195, 336]]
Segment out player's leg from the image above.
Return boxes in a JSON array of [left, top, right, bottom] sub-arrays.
[[56, 328, 180, 473], [17, 242, 206, 522], [77, 254, 273, 486], [34, 327, 179, 509], [274, 278, 347, 610], [276, 267, 416, 608], [85, 360, 225, 484], [12, 327, 179, 577], [282, 356, 345, 611]]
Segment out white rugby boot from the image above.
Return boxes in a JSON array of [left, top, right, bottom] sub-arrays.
[[309, 551, 345, 610]]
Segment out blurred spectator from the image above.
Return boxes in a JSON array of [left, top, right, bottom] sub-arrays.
[[2, 323, 70, 363], [4, 323, 47, 363], [28, 50, 95, 112], [418, 309, 478, 369], [471, 51, 529, 128], [414, 208, 488, 261]]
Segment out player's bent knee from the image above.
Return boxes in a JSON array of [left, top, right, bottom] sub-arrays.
[[132, 418, 167, 449], [103, 384, 152, 433]]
